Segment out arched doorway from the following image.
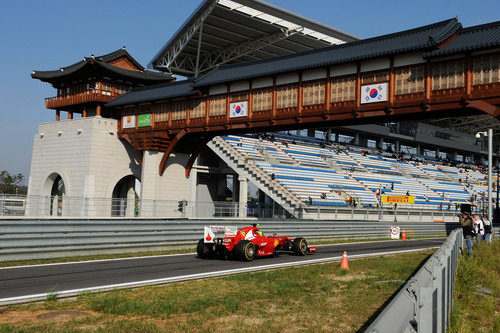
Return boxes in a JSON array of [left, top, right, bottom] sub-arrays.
[[46, 173, 65, 216], [111, 175, 140, 217]]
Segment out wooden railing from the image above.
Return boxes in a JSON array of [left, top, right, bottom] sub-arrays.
[[118, 54, 500, 152], [45, 90, 118, 109]]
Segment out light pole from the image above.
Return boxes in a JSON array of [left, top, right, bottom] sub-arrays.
[[476, 129, 493, 222]]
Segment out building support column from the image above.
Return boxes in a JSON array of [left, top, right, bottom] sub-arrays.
[[417, 144, 422, 155], [56, 109, 60, 121], [96, 104, 102, 117], [354, 132, 360, 145], [125, 177, 135, 217], [395, 140, 400, 153], [307, 129, 315, 138], [453, 151, 458, 161], [377, 137, 384, 150], [326, 128, 332, 142], [68, 111, 73, 120], [82, 106, 87, 118], [435, 147, 440, 159], [238, 175, 248, 218]]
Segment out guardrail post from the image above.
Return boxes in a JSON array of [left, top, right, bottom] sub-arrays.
[[418, 287, 436, 333], [366, 209, 369, 220], [351, 207, 354, 220], [431, 211, 434, 221], [444, 248, 452, 331], [335, 208, 338, 219], [153, 200, 157, 217], [432, 265, 445, 332], [84, 197, 89, 216], [317, 206, 320, 220]]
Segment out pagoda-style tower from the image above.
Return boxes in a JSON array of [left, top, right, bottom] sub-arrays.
[[27, 48, 174, 217], [32, 47, 173, 120]]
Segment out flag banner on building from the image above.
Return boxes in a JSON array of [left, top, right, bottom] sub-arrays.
[[361, 83, 388, 104], [229, 101, 248, 118], [122, 115, 136, 129], [138, 114, 152, 127], [381, 195, 415, 204]]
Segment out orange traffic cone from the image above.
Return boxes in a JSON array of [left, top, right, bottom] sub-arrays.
[[401, 229, 407, 241], [340, 251, 349, 270]]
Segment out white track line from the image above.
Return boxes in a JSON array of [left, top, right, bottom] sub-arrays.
[[0, 246, 437, 306], [0, 238, 437, 270]]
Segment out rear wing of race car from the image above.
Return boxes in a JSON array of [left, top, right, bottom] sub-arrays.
[[203, 225, 237, 243]]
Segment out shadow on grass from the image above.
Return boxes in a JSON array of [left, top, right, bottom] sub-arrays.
[[357, 252, 434, 332]]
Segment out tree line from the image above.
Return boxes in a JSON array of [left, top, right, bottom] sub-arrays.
[[0, 171, 27, 195]]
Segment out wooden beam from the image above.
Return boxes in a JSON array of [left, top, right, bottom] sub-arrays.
[[425, 60, 432, 101], [272, 76, 277, 117], [185, 136, 214, 178], [465, 54, 472, 98], [466, 100, 500, 118], [158, 129, 187, 176], [248, 81, 253, 121], [325, 67, 331, 111], [355, 63, 361, 108], [298, 72, 303, 115], [389, 57, 395, 104]]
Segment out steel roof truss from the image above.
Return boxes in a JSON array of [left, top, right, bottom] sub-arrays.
[[197, 27, 303, 74], [155, 1, 217, 71]]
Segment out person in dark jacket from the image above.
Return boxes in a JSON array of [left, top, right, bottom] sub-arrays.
[[459, 212, 473, 256]]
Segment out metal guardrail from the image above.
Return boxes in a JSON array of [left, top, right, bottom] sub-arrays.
[[0, 219, 459, 262], [365, 228, 463, 333]]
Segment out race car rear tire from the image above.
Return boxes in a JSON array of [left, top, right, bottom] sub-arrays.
[[197, 239, 213, 259], [234, 240, 256, 261], [292, 237, 308, 256]]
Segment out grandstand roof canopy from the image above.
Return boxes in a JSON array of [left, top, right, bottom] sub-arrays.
[[426, 115, 500, 139], [149, 0, 359, 77]]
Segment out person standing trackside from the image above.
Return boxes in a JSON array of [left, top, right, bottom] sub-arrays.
[[482, 215, 492, 243], [459, 212, 473, 256]]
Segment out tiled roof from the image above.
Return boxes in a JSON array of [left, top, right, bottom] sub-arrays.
[[32, 48, 173, 83], [106, 79, 198, 107], [96, 47, 144, 70], [423, 21, 500, 58], [193, 18, 462, 87]]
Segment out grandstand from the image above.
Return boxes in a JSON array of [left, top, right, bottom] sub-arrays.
[[213, 132, 494, 214]]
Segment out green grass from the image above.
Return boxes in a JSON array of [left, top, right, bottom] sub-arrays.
[[0, 249, 435, 332], [450, 239, 500, 333], [0, 235, 445, 268]]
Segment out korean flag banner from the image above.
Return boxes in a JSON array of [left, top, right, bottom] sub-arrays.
[[229, 101, 248, 118], [361, 83, 388, 104]]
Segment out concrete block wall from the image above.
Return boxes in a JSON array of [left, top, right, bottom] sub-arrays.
[[140, 150, 193, 217], [27, 117, 141, 216]]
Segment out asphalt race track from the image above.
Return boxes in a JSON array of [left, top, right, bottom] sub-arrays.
[[0, 238, 445, 305]]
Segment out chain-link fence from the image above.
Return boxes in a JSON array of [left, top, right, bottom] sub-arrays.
[[0, 194, 462, 221]]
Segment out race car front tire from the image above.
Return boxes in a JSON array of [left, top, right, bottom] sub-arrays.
[[197, 239, 213, 259], [234, 240, 256, 261], [291, 237, 308, 256]]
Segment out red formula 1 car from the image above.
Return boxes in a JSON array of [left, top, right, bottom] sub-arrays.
[[197, 224, 316, 261]]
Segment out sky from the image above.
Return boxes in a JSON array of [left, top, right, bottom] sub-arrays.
[[0, 0, 498, 182]]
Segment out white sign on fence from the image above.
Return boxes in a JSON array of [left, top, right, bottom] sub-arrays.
[[361, 83, 388, 104], [390, 226, 401, 239], [229, 101, 248, 118]]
